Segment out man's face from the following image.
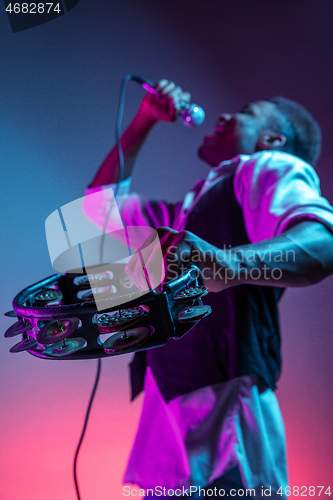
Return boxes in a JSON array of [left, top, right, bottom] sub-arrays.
[[198, 101, 279, 167]]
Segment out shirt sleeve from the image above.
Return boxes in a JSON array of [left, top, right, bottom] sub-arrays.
[[83, 178, 177, 232], [233, 151, 333, 243]]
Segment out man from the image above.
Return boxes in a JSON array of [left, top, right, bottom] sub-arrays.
[[84, 80, 333, 498]]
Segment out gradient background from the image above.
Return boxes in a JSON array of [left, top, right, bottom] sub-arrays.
[[1, 0, 333, 498]]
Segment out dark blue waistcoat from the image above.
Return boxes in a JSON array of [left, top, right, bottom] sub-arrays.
[[130, 173, 284, 402]]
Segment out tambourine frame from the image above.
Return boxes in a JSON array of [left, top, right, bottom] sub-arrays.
[[6, 264, 208, 360]]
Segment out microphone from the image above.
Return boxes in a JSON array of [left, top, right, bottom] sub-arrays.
[[131, 75, 205, 127]]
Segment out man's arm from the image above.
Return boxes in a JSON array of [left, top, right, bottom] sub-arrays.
[[164, 221, 333, 291], [125, 222, 333, 292], [88, 80, 191, 187]]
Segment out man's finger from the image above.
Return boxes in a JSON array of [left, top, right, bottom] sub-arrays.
[[156, 79, 169, 91], [160, 81, 176, 95]]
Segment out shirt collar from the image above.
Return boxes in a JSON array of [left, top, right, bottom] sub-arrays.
[[203, 154, 246, 187], [212, 154, 246, 176]]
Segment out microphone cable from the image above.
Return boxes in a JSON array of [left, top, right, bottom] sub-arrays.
[[73, 74, 146, 500], [99, 74, 148, 264], [73, 358, 102, 500]]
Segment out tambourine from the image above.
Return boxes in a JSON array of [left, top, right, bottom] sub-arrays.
[[4, 264, 211, 360]]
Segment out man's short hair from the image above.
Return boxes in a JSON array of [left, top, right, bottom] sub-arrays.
[[270, 96, 321, 166]]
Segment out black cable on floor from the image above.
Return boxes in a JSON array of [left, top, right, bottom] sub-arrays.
[[72, 74, 149, 500], [73, 359, 102, 500]]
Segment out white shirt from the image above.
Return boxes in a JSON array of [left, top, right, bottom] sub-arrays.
[[83, 151, 333, 496]]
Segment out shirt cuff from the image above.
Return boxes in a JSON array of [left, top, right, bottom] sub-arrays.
[[276, 206, 333, 235]]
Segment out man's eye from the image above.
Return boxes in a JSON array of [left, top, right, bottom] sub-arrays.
[[239, 108, 252, 115]]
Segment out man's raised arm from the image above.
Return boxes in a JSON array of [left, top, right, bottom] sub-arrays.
[[88, 80, 191, 187]]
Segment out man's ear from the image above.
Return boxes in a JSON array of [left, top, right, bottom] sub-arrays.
[[256, 131, 287, 151]]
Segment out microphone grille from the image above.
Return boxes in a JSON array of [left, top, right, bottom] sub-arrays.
[[180, 104, 205, 127]]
